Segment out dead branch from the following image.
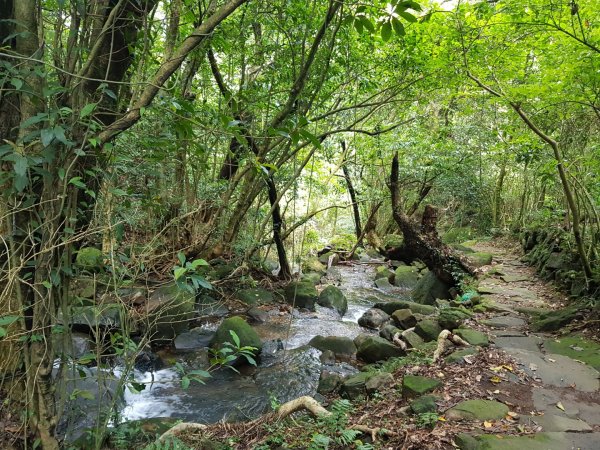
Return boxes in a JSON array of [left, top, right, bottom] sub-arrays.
[[433, 330, 470, 362]]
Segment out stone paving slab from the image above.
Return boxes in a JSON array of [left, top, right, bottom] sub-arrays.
[[503, 348, 600, 392], [457, 432, 600, 450], [532, 387, 600, 426], [519, 414, 593, 432], [493, 335, 544, 353], [481, 315, 527, 329]]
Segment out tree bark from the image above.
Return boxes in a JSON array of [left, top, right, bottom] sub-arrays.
[[389, 152, 474, 286], [341, 142, 362, 245], [265, 172, 292, 279]]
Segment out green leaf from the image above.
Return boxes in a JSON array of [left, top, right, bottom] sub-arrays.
[[398, 1, 422, 11], [10, 78, 23, 90], [40, 128, 55, 147], [42, 280, 52, 289], [360, 16, 375, 33], [68, 177, 86, 189], [188, 369, 211, 378], [353, 18, 364, 34], [177, 252, 186, 266], [174, 267, 187, 280], [181, 376, 190, 390], [190, 259, 209, 269], [229, 330, 241, 347], [392, 18, 406, 36], [298, 129, 322, 148], [0, 327, 6, 339], [109, 188, 128, 196], [80, 103, 97, 118], [397, 11, 417, 22], [9, 153, 28, 177], [381, 22, 392, 41]]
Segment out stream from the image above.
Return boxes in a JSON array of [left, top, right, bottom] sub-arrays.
[[61, 260, 413, 439]]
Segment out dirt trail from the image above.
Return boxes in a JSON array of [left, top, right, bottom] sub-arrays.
[[461, 240, 600, 449]]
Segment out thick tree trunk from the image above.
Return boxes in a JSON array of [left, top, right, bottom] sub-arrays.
[[341, 142, 362, 245], [266, 173, 291, 279], [389, 152, 474, 286]]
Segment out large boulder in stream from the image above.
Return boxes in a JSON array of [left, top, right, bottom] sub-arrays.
[[236, 288, 274, 306], [210, 316, 262, 356], [317, 285, 348, 316], [394, 265, 420, 288], [309, 335, 356, 357], [374, 300, 436, 316], [412, 271, 451, 305], [356, 336, 405, 363], [358, 308, 390, 330], [284, 281, 318, 310], [141, 283, 195, 341]]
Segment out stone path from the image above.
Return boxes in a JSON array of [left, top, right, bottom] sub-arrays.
[[463, 242, 600, 449]]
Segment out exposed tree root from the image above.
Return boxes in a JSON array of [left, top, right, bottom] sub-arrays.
[[433, 330, 470, 362], [350, 424, 397, 442]]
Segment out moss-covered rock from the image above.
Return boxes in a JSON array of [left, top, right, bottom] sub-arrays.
[[402, 375, 442, 397], [374, 301, 437, 316], [438, 307, 472, 330], [531, 306, 580, 332], [446, 399, 508, 421], [236, 288, 274, 306], [309, 335, 356, 356], [284, 281, 318, 310], [542, 335, 600, 371], [375, 265, 395, 282], [318, 251, 340, 266], [401, 329, 425, 348], [445, 347, 479, 364], [414, 320, 442, 342], [356, 336, 405, 363], [75, 247, 103, 272], [210, 316, 262, 356], [341, 372, 373, 399], [379, 323, 402, 342], [301, 272, 322, 285], [318, 285, 348, 316], [394, 265, 420, 288], [454, 328, 489, 347], [143, 283, 195, 341], [358, 308, 390, 329], [366, 372, 394, 395], [455, 432, 581, 450], [303, 257, 327, 274], [392, 309, 417, 329], [412, 271, 451, 305], [410, 395, 437, 414]]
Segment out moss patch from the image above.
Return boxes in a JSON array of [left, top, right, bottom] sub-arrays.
[[543, 335, 600, 371]]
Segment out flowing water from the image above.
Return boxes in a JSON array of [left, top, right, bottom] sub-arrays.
[[116, 260, 412, 425]]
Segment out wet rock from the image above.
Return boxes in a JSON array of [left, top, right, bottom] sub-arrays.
[[284, 281, 318, 310], [392, 309, 417, 329], [53, 332, 92, 360], [134, 350, 163, 372], [308, 336, 356, 357], [70, 277, 97, 300], [174, 328, 214, 351], [446, 399, 508, 421], [301, 272, 322, 285], [68, 304, 123, 330], [412, 271, 451, 305], [246, 307, 269, 324], [374, 266, 395, 282], [410, 395, 437, 414], [211, 262, 236, 280], [358, 308, 390, 329], [400, 328, 425, 349], [438, 308, 472, 330], [317, 285, 348, 316], [454, 328, 489, 347], [374, 278, 393, 289], [380, 324, 402, 342], [196, 295, 229, 317], [402, 375, 442, 397], [445, 347, 479, 364], [353, 333, 371, 349], [143, 283, 195, 341], [374, 300, 436, 316], [210, 316, 262, 356], [366, 372, 393, 395], [393, 265, 420, 289], [356, 336, 405, 363], [318, 370, 343, 394], [236, 288, 274, 306], [544, 252, 568, 270], [414, 320, 442, 342]]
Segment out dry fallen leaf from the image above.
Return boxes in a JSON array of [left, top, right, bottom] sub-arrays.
[[483, 421, 493, 428], [548, 358, 556, 363], [492, 389, 500, 394], [556, 402, 565, 411], [490, 376, 502, 384], [507, 411, 518, 418]]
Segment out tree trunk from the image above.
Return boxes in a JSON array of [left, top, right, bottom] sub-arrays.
[[389, 152, 474, 286], [266, 173, 291, 279], [341, 142, 362, 245]]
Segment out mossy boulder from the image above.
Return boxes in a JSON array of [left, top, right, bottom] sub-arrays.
[[438, 308, 472, 330], [401, 329, 425, 348], [542, 335, 600, 371], [210, 316, 262, 356], [455, 432, 579, 450], [380, 323, 402, 342], [341, 372, 373, 399], [318, 251, 340, 266], [143, 283, 195, 341], [309, 335, 356, 357], [366, 372, 394, 395], [317, 285, 348, 316], [410, 395, 437, 414], [414, 320, 442, 342], [392, 309, 417, 329], [531, 306, 580, 332], [394, 265, 420, 288], [445, 347, 479, 364], [375, 266, 395, 283], [358, 308, 390, 329], [75, 247, 103, 272], [454, 328, 489, 347], [468, 252, 493, 268], [303, 257, 327, 274], [356, 336, 405, 363], [446, 399, 508, 421], [301, 272, 322, 285], [211, 262, 236, 280], [412, 271, 451, 305], [402, 375, 442, 397], [236, 288, 274, 306], [374, 301, 436, 316], [284, 281, 318, 310]]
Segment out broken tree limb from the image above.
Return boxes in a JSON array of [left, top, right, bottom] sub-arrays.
[[433, 330, 471, 362]]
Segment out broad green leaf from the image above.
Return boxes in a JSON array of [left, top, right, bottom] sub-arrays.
[[80, 103, 97, 118], [397, 11, 417, 23], [381, 22, 392, 41], [40, 128, 55, 147], [229, 330, 241, 347], [392, 18, 406, 36], [181, 376, 190, 389], [174, 267, 187, 280], [10, 78, 22, 90]]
